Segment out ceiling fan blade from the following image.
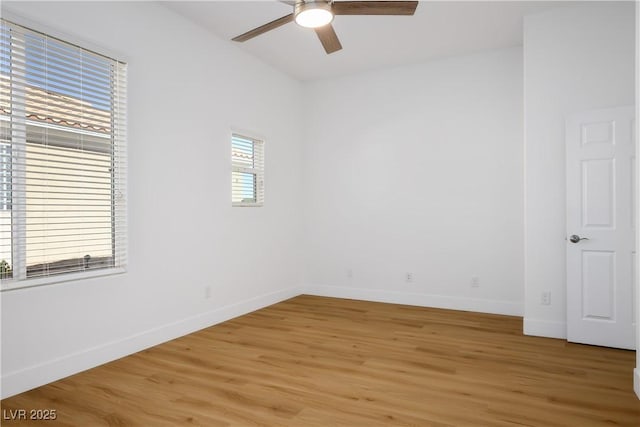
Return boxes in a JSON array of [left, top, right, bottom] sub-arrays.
[[333, 1, 418, 15], [232, 13, 294, 42], [315, 24, 342, 54]]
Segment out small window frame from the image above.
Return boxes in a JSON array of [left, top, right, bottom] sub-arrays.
[[231, 132, 264, 207]]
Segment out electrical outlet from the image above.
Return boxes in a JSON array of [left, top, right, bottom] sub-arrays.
[[204, 286, 212, 300], [541, 291, 551, 306], [406, 272, 413, 283], [471, 276, 480, 288]]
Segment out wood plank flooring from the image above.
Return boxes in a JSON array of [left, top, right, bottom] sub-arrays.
[[2, 295, 639, 426]]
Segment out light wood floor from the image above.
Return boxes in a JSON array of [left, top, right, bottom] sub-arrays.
[[2, 295, 640, 426]]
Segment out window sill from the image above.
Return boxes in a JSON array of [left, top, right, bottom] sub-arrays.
[[0, 267, 127, 292], [232, 203, 264, 207]]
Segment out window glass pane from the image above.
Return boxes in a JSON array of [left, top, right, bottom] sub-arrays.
[[24, 33, 112, 111], [24, 139, 114, 278], [232, 135, 255, 168], [232, 171, 256, 204]]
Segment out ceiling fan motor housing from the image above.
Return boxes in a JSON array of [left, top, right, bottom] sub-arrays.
[[295, 1, 334, 28]]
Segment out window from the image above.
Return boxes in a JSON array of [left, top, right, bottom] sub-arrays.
[[0, 19, 127, 288], [231, 133, 264, 206]]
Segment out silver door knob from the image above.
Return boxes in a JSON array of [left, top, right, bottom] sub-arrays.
[[569, 234, 589, 243]]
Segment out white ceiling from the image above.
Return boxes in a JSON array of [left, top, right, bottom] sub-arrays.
[[163, 1, 572, 81]]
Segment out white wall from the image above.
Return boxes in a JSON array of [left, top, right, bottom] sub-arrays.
[[523, 2, 636, 339], [1, 1, 303, 398], [301, 48, 524, 315]]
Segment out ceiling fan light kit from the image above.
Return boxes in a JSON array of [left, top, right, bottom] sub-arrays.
[[295, 1, 334, 28], [232, 1, 419, 54]]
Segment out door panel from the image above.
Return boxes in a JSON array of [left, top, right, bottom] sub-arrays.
[[581, 120, 615, 146], [581, 250, 615, 320], [581, 159, 615, 228]]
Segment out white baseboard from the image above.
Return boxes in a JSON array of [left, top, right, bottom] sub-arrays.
[[523, 318, 567, 339], [1, 286, 300, 399], [303, 285, 523, 316], [635, 368, 640, 400]]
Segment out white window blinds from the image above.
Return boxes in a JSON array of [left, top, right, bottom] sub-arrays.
[[231, 133, 264, 206], [0, 19, 127, 287]]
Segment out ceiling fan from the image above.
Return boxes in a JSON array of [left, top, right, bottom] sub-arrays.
[[232, 1, 419, 54]]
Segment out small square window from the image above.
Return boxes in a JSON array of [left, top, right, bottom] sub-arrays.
[[231, 133, 264, 207]]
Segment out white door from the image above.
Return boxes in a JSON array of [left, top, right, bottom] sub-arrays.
[[566, 105, 636, 350]]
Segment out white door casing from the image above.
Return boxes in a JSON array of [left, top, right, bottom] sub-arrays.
[[566, 105, 636, 350]]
